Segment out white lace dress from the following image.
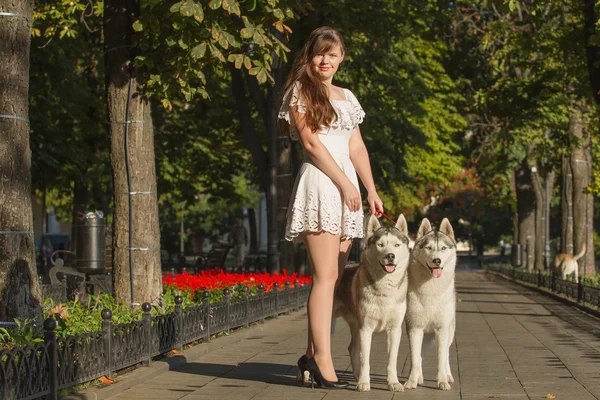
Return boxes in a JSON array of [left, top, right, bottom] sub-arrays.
[[278, 82, 365, 242]]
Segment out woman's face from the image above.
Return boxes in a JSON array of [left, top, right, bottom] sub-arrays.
[[311, 43, 344, 82]]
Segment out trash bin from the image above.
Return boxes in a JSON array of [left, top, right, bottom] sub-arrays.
[[76, 211, 106, 275], [510, 244, 522, 267]]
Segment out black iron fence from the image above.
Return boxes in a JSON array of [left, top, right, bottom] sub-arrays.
[[486, 263, 600, 308], [0, 282, 311, 400]]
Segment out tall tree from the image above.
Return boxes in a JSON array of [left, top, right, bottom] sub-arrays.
[[133, 0, 304, 273], [104, 0, 162, 304], [0, 0, 42, 320], [568, 100, 595, 276]]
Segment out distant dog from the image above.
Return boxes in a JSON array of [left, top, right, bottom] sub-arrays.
[[405, 218, 457, 391], [553, 243, 586, 281], [333, 213, 410, 392]]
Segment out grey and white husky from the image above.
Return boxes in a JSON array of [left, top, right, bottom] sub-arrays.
[[333, 213, 410, 392], [405, 218, 457, 391]]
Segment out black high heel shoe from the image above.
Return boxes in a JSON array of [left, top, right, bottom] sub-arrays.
[[297, 355, 309, 383], [305, 357, 349, 389]]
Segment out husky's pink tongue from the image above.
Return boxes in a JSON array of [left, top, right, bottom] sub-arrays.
[[384, 264, 396, 273], [431, 267, 443, 278]]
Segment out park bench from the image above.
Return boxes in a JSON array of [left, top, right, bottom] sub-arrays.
[[193, 241, 233, 271]]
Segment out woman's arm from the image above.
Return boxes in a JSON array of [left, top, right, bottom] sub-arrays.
[[292, 108, 361, 212], [349, 127, 384, 216]]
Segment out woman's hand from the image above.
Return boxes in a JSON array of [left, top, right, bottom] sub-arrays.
[[341, 182, 361, 212], [367, 191, 384, 217]]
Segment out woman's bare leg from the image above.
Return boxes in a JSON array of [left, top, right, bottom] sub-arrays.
[[305, 238, 353, 360], [304, 231, 341, 381]]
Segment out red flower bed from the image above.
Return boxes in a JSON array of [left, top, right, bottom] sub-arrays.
[[162, 268, 312, 293]]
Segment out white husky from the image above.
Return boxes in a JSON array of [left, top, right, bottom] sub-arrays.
[[333, 213, 411, 392], [404, 218, 457, 391]]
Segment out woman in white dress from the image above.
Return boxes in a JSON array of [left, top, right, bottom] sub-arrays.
[[278, 26, 384, 389]]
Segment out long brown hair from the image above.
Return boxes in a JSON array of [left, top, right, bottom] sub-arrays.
[[280, 26, 345, 133]]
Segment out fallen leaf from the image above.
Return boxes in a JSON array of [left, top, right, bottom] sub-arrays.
[[98, 375, 115, 385], [545, 395, 556, 399], [171, 349, 183, 355], [488, 396, 500, 399], [457, 298, 463, 302], [505, 377, 518, 380], [50, 304, 69, 319]]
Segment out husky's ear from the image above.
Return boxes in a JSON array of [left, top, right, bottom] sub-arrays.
[[395, 214, 408, 237], [364, 213, 381, 238], [439, 218, 455, 242], [416, 218, 432, 240], [361, 213, 381, 249]]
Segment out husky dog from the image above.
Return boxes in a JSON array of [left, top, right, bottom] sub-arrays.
[[404, 218, 457, 391], [553, 243, 586, 281], [333, 213, 410, 392]]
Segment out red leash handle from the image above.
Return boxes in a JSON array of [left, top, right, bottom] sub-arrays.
[[379, 212, 396, 225]]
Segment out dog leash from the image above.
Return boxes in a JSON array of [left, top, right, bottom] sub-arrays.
[[379, 212, 396, 224]]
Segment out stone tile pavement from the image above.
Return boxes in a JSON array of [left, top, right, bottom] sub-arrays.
[[101, 268, 600, 400]]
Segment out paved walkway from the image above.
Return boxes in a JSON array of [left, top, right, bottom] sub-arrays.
[[105, 269, 600, 400]]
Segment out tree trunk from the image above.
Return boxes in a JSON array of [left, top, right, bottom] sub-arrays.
[[104, 0, 162, 304], [545, 171, 556, 269], [569, 102, 595, 277], [0, 0, 42, 321], [247, 207, 258, 254], [509, 172, 519, 246], [266, 71, 281, 274], [229, 66, 268, 190], [514, 160, 536, 269], [532, 166, 544, 270], [275, 76, 295, 272], [561, 155, 574, 254]]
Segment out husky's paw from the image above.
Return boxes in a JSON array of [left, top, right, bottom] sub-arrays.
[[448, 373, 454, 383], [438, 381, 452, 391], [404, 378, 419, 389], [356, 381, 371, 392], [388, 382, 404, 392], [418, 374, 424, 385]]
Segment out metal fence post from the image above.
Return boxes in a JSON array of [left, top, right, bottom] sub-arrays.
[[274, 282, 280, 317], [295, 279, 300, 311], [174, 295, 183, 351], [537, 270, 542, 287], [44, 318, 58, 400], [577, 277, 583, 303], [244, 286, 250, 328], [101, 309, 113, 378], [224, 289, 231, 334], [142, 303, 152, 366], [551, 271, 556, 292], [203, 291, 211, 342], [259, 284, 265, 324], [284, 281, 291, 314]]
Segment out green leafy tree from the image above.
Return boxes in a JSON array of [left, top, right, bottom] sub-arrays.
[[452, 0, 595, 272]]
